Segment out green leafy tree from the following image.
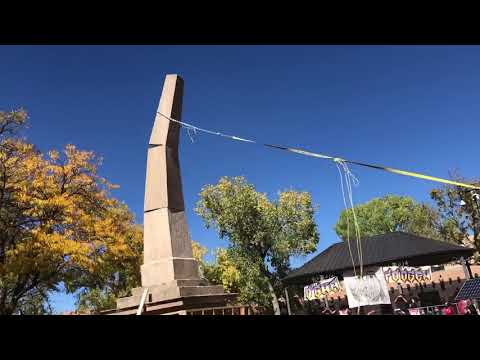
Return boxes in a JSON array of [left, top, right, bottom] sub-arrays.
[[76, 288, 116, 314], [195, 176, 319, 315], [335, 195, 441, 241], [430, 174, 480, 262]]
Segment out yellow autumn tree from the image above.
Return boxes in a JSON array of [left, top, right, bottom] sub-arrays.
[[0, 109, 142, 315], [191, 240, 241, 294]]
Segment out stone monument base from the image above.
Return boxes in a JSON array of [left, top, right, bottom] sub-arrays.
[[104, 282, 237, 315]]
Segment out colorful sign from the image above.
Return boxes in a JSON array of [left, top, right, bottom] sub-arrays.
[[344, 267, 391, 308], [304, 277, 342, 301], [382, 266, 432, 285]]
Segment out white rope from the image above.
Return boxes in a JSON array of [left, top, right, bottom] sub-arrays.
[[186, 126, 197, 143], [344, 161, 363, 279], [157, 112, 256, 144], [335, 162, 357, 278], [156, 112, 480, 191], [335, 159, 363, 279], [159, 111, 367, 278]]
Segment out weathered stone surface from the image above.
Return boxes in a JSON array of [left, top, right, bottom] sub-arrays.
[[140, 257, 200, 287], [143, 208, 193, 262], [144, 145, 185, 212], [111, 292, 238, 315], [113, 74, 234, 315], [116, 284, 226, 310], [140, 73, 198, 288], [113, 75, 231, 313], [149, 74, 183, 147]]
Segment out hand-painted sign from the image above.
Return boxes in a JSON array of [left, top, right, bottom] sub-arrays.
[[344, 267, 391, 308], [304, 277, 342, 301], [382, 266, 432, 285]]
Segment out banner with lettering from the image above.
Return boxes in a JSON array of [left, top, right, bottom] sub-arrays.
[[382, 266, 432, 285], [344, 267, 391, 308], [304, 277, 342, 301]]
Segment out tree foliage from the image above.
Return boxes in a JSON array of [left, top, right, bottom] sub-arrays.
[[195, 176, 319, 314], [431, 175, 480, 262], [74, 224, 142, 313], [0, 108, 142, 314], [335, 195, 441, 241], [193, 241, 241, 294], [206, 248, 241, 294], [16, 286, 54, 315]]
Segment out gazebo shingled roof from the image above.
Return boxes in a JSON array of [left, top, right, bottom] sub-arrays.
[[282, 232, 475, 285]]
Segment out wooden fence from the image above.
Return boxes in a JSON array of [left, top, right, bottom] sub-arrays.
[[186, 305, 258, 315]]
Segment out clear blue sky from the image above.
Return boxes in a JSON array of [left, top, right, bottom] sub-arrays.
[[2, 45, 480, 313]]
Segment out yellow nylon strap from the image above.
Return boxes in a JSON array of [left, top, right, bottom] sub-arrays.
[[158, 112, 480, 191], [382, 167, 480, 190], [285, 149, 480, 190]]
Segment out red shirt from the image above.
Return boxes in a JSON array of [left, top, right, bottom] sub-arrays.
[[442, 306, 454, 315], [457, 300, 468, 315]]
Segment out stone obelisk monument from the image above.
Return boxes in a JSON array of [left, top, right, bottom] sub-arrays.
[[113, 74, 235, 315]]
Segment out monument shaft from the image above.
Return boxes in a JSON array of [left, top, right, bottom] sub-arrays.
[[141, 74, 200, 286], [113, 74, 233, 314]]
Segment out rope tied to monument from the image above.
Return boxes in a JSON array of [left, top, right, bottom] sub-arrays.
[[156, 111, 480, 191], [156, 110, 480, 284]]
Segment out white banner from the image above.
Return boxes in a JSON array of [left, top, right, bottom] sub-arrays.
[[382, 266, 432, 285], [304, 277, 342, 301], [344, 267, 391, 308]]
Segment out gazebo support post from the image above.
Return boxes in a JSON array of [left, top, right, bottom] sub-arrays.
[[284, 288, 292, 315], [461, 257, 473, 279]]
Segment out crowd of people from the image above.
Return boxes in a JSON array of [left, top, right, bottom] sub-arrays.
[[392, 294, 478, 315], [285, 293, 479, 315], [287, 295, 353, 315]]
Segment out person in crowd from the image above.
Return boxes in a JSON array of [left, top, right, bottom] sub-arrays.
[[278, 297, 287, 315], [330, 303, 340, 315], [321, 304, 333, 315], [293, 295, 307, 315], [466, 300, 478, 315], [394, 294, 409, 315], [442, 304, 455, 315], [457, 299, 468, 315], [310, 299, 321, 315], [408, 308, 421, 315], [338, 304, 350, 315], [306, 300, 315, 315], [409, 296, 420, 309], [317, 302, 325, 315]]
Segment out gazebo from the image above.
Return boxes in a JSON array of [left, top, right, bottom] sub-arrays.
[[282, 232, 476, 314], [283, 232, 475, 285]]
